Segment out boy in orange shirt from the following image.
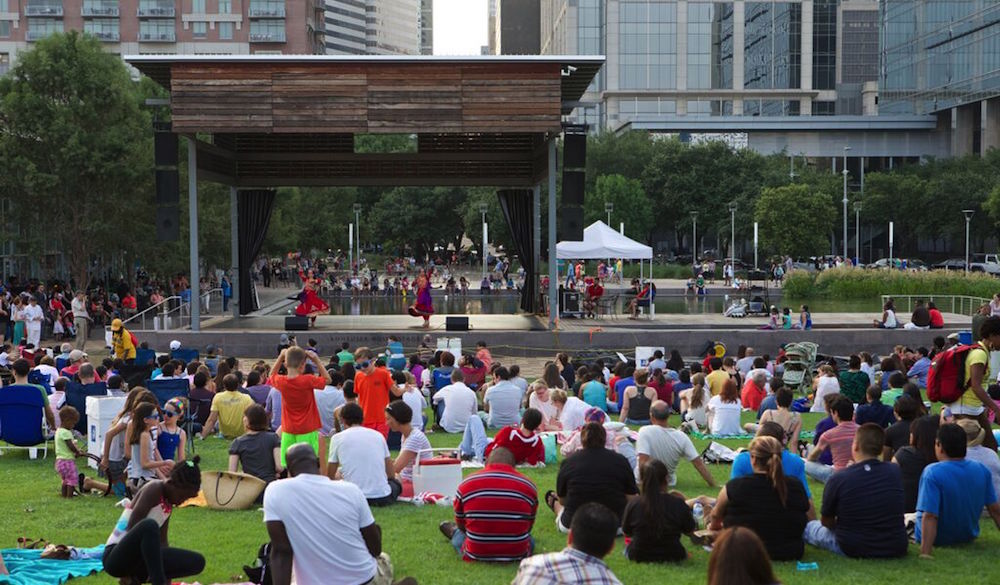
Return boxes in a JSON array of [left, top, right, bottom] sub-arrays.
[[353, 347, 403, 438], [268, 347, 331, 465]]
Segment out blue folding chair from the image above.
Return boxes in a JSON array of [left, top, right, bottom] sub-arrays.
[[145, 379, 196, 452], [135, 348, 157, 367], [55, 357, 69, 372], [0, 385, 51, 458], [27, 371, 52, 395], [170, 349, 200, 364], [63, 382, 109, 435]]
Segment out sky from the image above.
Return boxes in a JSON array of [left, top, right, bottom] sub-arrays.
[[433, 0, 488, 55]]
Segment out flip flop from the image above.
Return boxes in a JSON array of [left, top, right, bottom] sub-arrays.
[[544, 490, 558, 512]]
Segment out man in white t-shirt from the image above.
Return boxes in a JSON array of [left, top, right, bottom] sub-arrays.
[[735, 347, 756, 376], [432, 369, 478, 433], [483, 366, 523, 428], [552, 390, 590, 432], [314, 372, 346, 436], [265, 443, 416, 585], [23, 296, 44, 348], [635, 401, 717, 488], [327, 403, 401, 507]]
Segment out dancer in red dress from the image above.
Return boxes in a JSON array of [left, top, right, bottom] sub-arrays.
[[407, 270, 434, 328], [295, 269, 330, 327]]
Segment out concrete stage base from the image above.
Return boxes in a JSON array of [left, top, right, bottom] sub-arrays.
[[135, 312, 968, 359]]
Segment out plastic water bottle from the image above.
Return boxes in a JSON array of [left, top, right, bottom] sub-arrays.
[[693, 503, 704, 528]]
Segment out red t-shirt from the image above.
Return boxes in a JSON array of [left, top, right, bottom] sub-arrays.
[[354, 368, 394, 427], [454, 462, 538, 562], [268, 374, 325, 435], [649, 380, 674, 405], [741, 380, 767, 412], [484, 426, 545, 465], [929, 308, 944, 328]]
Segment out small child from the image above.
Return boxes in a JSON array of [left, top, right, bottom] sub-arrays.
[[781, 307, 793, 329], [229, 404, 282, 491], [394, 371, 426, 431], [267, 347, 331, 466], [157, 398, 188, 462], [127, 403, 173, 491], [332, 380, 357, 435], [54, 406, 108, 498]]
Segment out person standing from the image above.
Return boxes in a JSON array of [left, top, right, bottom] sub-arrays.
[[945, 316, 1000, 451], [268, 347, 331, 466], [110, 318, 137, 363], [22, 296, 43, 349], [71, 290, 90, 350], [354, 348, 402, 438]]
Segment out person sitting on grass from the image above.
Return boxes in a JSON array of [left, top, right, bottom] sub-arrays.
[[706, 527, 779, 585], [636, 401, 716, 489], [954, 419, 1000, 503], [804, 423, 907, 558], [512, 502, 623, 585], [746, 388, 800, 450], [854, 386, 896, 428], [916, 423, 1000, 558], [883, 395, 922, 461], [439, 447, 538, 562], [709, 436, 810, 561], [679, 372, 710, 432], [706, 379, 742, 436], [432, 369, 478, 434], [881, 372, 907, 406], [545, 422, 638, 534], [327, 403, 401, 507], [552, 389, 591, 432], [229, 404, 283, 489], [461, 408, 545, 465], [102, 456, 205, 585], [731, 421, 812, 510], [156, 398, 187, 462], [268, 347, 332, 466], [127, 403, 174, 491], [622, 459, 696, 563], [385, 401, 432, 499], [200, 373, 255, 440], [54, 406, 108, 497], [806, 396, 857, 484], [100, 388, 158, 485], [619, 368, 658, 426], [264, 443, 417, 585]]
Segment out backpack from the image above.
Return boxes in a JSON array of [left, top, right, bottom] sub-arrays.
[[244, 542, 272, 585], [432, 367, 452, 392], [927, 344, 976, 403], [129, 330, 139, 349]]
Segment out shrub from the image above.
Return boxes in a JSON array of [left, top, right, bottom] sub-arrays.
[[783, 267, 999, 299]]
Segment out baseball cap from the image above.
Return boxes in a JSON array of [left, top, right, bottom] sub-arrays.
[[68, 349, 86, 362], [169, 340, 182, 351], [111, 318, 123, 332]]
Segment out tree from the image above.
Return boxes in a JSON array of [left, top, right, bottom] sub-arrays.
[[0, 32, 152, 289], [755, 184, 836, 258], [367, 186, 466, 258], [585, 174, 653, 240]]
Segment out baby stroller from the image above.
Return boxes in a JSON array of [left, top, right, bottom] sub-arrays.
[[723, 298, 747, 318], [781, 342, 818, 394]]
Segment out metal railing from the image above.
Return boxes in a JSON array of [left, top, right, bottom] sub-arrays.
[[90, 30, 121, 41], [124, 289, 227, 331], [137, 6, 176, 17], [25, 5, 63, 16], [248, 7, 285, 17], [250, 31, 286, 42], [881, 294, 990, 317], [82, 5, 120, 16], [139, 31, 176, 41]]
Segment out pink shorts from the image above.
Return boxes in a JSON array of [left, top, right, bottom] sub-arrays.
[[56, 459, 78, 487]]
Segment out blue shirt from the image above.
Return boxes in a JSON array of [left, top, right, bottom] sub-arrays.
[[581, 381, 608, 411], [757, 394, 778, 419], [854, 402, 896, 428], [614, 376, 635, 411], [880, 370, 900, 391], [907, 357, 931, 388], [730, 450, 811, 500], [915, 459, 998, 546], [822, 459, 908, 558]]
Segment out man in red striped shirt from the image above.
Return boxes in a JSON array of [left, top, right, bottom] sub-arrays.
[[439, 447, 538, 562]]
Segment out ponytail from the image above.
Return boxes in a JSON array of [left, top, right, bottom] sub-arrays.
[[639, 460, 668, 535], [749, 436, 787, 507]]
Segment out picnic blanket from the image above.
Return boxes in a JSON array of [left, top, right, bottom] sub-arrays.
[[0, 546, 104, 585], [691, 431, 815, 441]]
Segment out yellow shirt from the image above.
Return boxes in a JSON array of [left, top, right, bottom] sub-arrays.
[[953, 341, 990, 413], [210, 391, 254, 438], [706, 370, 730, 397]]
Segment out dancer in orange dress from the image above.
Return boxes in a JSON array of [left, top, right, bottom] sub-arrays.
[[295, 269, 330, 327], [407, 270, 434, 328]]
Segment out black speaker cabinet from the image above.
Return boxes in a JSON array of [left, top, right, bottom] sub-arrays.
[[560, 206, 584, 241], [155, 205, 179, 241], [562, 170, 585, 206], [285, 316, 310, 331], [155, 169, 179, 205], [446, 316, 469, 331], [564, 132, 587, 168], [154, 131, 178, 167]]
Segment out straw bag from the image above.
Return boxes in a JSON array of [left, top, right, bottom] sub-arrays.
[[201, 471, 266, 510]]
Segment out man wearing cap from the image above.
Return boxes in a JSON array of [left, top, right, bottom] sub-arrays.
[[169, 340, 182, 353], [60, 349, 88, 378], [956, 419, 1000, 498], [71, 290, 89, 350], [110, 319, 136, 363]]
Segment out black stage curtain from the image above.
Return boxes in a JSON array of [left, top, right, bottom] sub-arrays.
[[497, 189, 537, 314], [237, 190, 276, 315]]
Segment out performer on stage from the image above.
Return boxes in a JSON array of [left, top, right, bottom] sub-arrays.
[[408, 270, 434, 328], [295, 268, 330, 327]]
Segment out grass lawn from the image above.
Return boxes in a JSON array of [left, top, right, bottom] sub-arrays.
[[2, 410, 998, 585]]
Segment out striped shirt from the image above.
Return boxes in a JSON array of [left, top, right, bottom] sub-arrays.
[[512, 547, 622, 585], [454, 463, 538, 562], [816, 421, 858, 471]]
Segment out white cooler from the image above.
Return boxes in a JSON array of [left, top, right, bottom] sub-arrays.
[[86, 395, 125, 469], [412, 448, 463, 497]]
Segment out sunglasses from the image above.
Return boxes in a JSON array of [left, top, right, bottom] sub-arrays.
[[164, 411, 179, 418], [145, 414, 161, 421], [358, 361, 371, 369]]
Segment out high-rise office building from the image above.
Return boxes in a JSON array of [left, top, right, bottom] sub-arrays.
[[487, 0, 540, 55], [419, 0, 432, 54], [880, 0, 999, 155], [323, 0, 421, 55], [539, 0, 880, 129], [0, 0, 325, 74]]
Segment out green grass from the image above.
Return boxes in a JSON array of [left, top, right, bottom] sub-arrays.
[[3, 411, 999, 584]]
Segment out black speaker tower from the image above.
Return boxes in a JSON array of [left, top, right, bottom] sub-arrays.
[[154, 121, 180, 242], [560, 124, 588, 240]]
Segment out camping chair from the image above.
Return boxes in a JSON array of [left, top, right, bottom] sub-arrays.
[[118, 364, 153, 390], [55, 357, 69, 372], [146, 378, 196, 453], [134, 348, 157, 367], [638, 288, 657, 319], [595, 293, 619, 320], [170, 348, 200, 364], [63, 382, 109, 435], [27, 371, 52, 394], [0, 385, 51, 458]]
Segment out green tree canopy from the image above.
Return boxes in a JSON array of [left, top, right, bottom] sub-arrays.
[[585, 174, 653, 240], [755, 184, 836, 258]]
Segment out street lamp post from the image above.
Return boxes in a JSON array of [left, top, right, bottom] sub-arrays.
[[480, 203, 489, 280], [842, 146, 851, 262], [353, 203, 362, 271], [728, 201, 737, 279], [853, 202, 862, 266], [963, 209, 975, 274], [605, 202, 614, 267], [690, 211, 699, 268]]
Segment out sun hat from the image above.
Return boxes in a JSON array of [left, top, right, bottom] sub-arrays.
[[956, 419, 985, 447]]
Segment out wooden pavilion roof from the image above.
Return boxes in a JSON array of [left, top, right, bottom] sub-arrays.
[[126, 55, 604, 187]]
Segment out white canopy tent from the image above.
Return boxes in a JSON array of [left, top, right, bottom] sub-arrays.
[[557, 220, 653, 281]]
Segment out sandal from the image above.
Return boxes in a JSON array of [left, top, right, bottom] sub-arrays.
[[544, 490, 558, 512]]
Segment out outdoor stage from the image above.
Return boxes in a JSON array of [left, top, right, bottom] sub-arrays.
[[135, 311, 968, 360]]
